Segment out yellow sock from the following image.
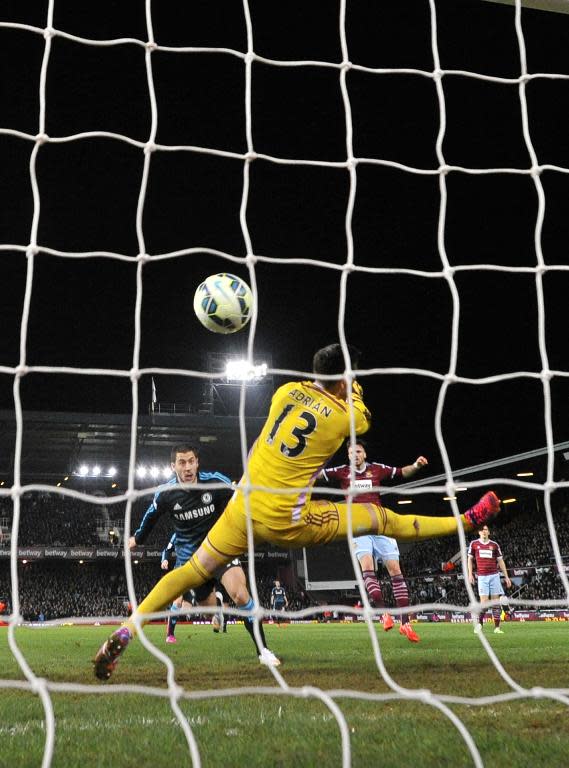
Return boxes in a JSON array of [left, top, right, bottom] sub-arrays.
[[380, 507, 473, 541], [125, 555, 213, 636]]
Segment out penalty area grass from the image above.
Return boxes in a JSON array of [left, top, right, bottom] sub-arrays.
[[0, 621, 568, 767]]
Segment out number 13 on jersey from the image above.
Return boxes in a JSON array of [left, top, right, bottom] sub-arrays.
[[266, 405, 317, 458]]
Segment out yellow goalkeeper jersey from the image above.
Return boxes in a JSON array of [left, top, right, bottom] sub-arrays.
[[233, 380, 371, 528]]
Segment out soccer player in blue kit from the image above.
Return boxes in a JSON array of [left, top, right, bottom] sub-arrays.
[[128, 444, 280, 666]]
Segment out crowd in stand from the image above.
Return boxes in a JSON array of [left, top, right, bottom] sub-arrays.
[[0, 492, 190, 549], [0, 562, 155, 620], [0, 561, 313, 621], [0, 494, 103, 547]]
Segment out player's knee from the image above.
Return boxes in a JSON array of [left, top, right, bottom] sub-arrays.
[[230, 586, 250, 606]]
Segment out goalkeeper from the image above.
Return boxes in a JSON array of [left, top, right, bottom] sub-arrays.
[[94, 343, 501, 679]]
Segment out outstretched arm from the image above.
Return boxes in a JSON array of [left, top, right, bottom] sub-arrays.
[[131, 493, 164, 546], [350, 381, 372, 435], [401, 455, 428, 479]]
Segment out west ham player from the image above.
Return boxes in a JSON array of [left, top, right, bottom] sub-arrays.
[[128, 445, 280, 666], [322, 441, 427, 643], [468, 524, 511, 634], [94, 344, 501, 680]]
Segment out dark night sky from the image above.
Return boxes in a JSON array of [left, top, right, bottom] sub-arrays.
[[1, 0, 568, 477]]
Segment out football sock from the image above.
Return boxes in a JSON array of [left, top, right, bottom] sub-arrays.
[[166, 608, 177, 637], [336, 503, 481, 543], [361, 570, 384, 607], [241, 597, 268, 653], [390, 574, 410, 625], [493, 607, 501, 627], [215, 593, 226, 630], [381, 508, 478, 539]]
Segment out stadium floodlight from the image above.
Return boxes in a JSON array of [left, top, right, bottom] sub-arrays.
[[397, 499, 413, 505], [136, 466, 147, 479], [150, 466, 159, 479], [444, 496, 457, 501], [225, 359, 268, 382], [75, 465, 119, 478], [516, 471, 534, 477], [162, 467, 172, 479], [502, 498, 517, 504]]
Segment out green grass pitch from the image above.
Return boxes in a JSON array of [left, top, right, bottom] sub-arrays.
[[1, 621, 568, 767]]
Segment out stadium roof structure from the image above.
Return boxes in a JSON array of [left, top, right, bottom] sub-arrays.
[[0, 409, 266, 486], [484, 0, 569, 12], [398, 440, 569, 506]]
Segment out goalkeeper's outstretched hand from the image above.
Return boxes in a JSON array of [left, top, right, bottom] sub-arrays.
[[352, 380, 364, 398]]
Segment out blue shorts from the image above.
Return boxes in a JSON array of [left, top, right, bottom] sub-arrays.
[[477, 573, 504, 597], [174, 540, 198, 569], [353, 535, 400, 564]]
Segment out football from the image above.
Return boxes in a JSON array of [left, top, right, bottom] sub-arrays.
[[193, 272, 253, 334]]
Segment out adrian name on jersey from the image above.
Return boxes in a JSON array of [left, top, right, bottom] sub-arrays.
[[288, 388, 333, 417]]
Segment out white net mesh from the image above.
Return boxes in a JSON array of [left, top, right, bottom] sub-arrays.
[[1, 0, 569, 766]]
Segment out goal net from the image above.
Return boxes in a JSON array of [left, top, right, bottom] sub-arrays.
[[1, 1, 568, 766]]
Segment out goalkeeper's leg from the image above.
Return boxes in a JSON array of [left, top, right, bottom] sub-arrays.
[[289, 491, 501, 550], [336, 491, 501, 543], [93, 509, 247, 681], [92, 556, 219, 681]]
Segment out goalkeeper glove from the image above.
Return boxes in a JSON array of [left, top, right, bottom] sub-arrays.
[[352, 380, 364, 398]]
